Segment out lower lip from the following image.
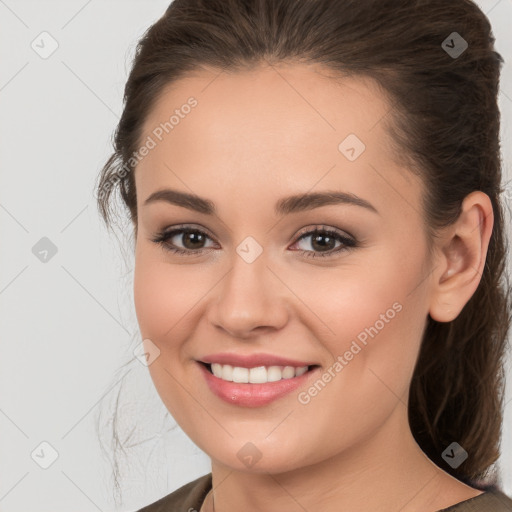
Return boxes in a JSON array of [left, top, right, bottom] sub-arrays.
[[198, 363, 316, 407]]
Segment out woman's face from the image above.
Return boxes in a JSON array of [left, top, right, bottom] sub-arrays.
[[133, 63, 435, 473]]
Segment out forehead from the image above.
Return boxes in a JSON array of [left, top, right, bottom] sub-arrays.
[[135, 63, 422, 220]]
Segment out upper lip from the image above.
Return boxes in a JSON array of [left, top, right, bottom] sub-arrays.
[[199, 352, 316, 368]]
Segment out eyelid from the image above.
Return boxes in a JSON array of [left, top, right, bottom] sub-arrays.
[[159, 223, 217, 240], [294, 224, 355, 242]]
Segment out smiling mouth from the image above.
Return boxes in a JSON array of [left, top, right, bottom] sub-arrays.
[[200, 362, 319, 384]]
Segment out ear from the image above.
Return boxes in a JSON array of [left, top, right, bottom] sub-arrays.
[[428, 191, 494, 323]]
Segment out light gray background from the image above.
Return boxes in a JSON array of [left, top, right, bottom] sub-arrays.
[[0, 1, 511, 511]]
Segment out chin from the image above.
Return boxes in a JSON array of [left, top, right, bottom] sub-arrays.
[[217, 455, 302, 475], [204, 437, 312, 475]]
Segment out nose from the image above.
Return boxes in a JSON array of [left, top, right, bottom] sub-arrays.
[[206, 251, 289, 339]]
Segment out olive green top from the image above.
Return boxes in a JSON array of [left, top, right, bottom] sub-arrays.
[[136, 473, 512, 511]]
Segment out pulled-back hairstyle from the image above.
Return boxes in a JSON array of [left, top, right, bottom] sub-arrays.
[[95, 0, 512, 500]]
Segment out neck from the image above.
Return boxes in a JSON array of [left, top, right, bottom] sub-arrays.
[[207, 405, 461, 512]]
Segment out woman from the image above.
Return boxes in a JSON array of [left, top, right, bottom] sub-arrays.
[[96, 0, 512, 510]]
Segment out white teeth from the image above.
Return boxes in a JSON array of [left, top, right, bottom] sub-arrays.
[[282, 366, 296, 379], [221, 364, 233, 381], [295, 366, 308, 376], [211, 363, 221, 378], [232, 366, 249, 383], [267, 366, 282, 382], [209, 363, 309, 383], [249, 366, 267, 384]]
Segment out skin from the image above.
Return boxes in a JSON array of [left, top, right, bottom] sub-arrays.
[[132, 62, 493, 512]]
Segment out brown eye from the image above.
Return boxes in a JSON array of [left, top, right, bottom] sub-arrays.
[[177, 230, 208, 250], [291, 227, 357, 259], [151, 227, 216, 255]]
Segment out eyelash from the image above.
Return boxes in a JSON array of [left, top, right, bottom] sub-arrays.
[[151, 224, 358, 259]]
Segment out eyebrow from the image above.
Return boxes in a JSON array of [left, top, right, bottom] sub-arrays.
[[143, 188, 379, 216]]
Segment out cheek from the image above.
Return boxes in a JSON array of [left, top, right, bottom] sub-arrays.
[[308, 246, 427, 390], [133, 252, 205, 341], [133, 252, 205, 421], [289, 259, 403, 348], [292, 268, 425, 451]]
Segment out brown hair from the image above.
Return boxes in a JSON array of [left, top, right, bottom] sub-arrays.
[[95, 0, 511, 499]]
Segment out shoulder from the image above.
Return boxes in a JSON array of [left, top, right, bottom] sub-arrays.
[[438, 487, 512, 511], [136, 473, 212, 512]]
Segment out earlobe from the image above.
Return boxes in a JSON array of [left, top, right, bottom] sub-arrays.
[[428, 191, 494, 323]]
